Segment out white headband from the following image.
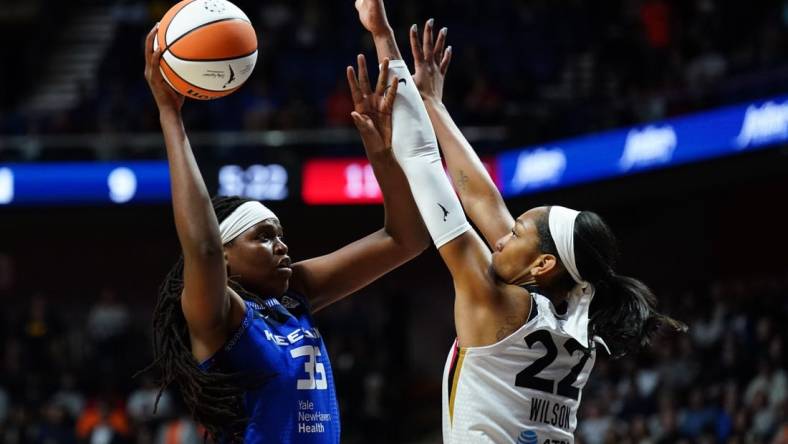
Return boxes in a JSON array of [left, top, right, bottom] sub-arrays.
[[548, 206, 584, 284], [219, 201, 278, 245], [548, 205, 608, 352]]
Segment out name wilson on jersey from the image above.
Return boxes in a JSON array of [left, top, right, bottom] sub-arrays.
[[529, 396, 571, 430]]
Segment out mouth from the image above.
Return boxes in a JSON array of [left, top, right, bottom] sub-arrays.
[[277, 257, 292, 269]]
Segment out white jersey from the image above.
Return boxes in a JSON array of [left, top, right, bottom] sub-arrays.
[[442, 293, 598, 444]]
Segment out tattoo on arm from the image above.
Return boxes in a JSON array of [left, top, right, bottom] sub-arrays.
[[385, 37, 399, 60], [457, 170, 470, 191]]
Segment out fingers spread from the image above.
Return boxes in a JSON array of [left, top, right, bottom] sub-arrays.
[[382, 75, 398, 113], [410, 24, 424, 63], [357, 54, 372, 95], [434, 27, 448, 64], [440, 46, 453, 75], [346, 66, 363, 105], [423, 19, 435, 62], [375, 58, 390, 96]]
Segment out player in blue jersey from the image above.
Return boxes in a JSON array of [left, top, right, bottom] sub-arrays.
[[142, 22, 427, 443]]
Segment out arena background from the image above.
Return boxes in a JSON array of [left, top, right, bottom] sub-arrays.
[[2, 1, 788, 443]]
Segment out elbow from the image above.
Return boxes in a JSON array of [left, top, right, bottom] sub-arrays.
[[400, 230, 431, 258]]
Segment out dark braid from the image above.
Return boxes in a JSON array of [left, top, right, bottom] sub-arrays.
[[142, 196, 272, 443], [535, 207, 687, 358]]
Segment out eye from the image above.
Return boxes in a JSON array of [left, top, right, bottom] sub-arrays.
[[511, 228, 518, 238], [257, 233, 275, 242]]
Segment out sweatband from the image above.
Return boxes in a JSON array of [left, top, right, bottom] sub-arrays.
[[387, 59, 471, 248], [219, 201, 278, 245]]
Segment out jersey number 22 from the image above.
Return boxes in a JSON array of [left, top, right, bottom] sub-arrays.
[[515, 330, 590, 401]]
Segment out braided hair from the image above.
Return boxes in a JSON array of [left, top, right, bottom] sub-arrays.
[[535, 207, 687, 358], [143, 195, 271, 442]]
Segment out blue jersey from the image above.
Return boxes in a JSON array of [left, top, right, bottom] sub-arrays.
[[199, 292, 340, 443]]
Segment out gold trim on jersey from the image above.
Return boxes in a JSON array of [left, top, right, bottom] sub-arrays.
[[449, 347, 466, 423]]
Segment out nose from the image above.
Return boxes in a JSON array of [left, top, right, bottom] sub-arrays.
[[274, 237, 288, 255], [495, 233, 512, 252]]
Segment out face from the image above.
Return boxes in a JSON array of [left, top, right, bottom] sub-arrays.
[[223, 218, 291, 297], [492, 206, 556, 286]]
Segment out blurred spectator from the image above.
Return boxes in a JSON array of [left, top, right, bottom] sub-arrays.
[[35, 402, 76, 444], [752, 390, 778, 440], [680, 388, 716, 438], [51, 373, 86, 421], [746, 360, 788, 409], [0, 270, 787, 442], [154, 415, 201, 444], [87, 288, 130, 345], [127, 375, 173, 426], [76, 399, 130, 444], [578, 401, 613, 444], [5, 0, 788, 159]]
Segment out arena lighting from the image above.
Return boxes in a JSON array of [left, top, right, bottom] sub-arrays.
[[302, 158, 499, 205], [1, 95, 787, 207], [0, 168, 13, 204], [0, 161, 292, 207], [497, 95, 788, 197], [0, 162, 170, 206]]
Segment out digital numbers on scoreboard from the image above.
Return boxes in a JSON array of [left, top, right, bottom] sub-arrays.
[[217, 164, 290, 201]]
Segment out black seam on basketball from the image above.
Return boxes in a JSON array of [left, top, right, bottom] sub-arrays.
[[162, 53, 239, 94], [163, 17, 249, 54], [167, 48, 257, 63], [161, 0, 198, 49]]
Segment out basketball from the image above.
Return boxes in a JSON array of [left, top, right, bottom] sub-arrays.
[[154, 0, 257, 100]]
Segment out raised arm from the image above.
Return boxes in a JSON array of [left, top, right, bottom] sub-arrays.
[[353, 0, 524, 347], [144, 25, 232, 342], [409, 21, 514, 249], [356, 0, 402, 62], [290, 57, 429, 312]]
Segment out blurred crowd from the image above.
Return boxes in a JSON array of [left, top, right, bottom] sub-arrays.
[[3, 0, 788, 158], [579, 276, 788, 444], [1, 271, 787, 444]]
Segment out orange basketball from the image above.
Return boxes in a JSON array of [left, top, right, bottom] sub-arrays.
[[154, 0, 258, 100]]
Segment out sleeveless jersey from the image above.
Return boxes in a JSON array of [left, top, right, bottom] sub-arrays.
[[442, 293, 597, 444], [199, 292, 340, 444]]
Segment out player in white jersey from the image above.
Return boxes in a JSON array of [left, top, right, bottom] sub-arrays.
[[404, 20, 687, 443], [355, 3, 686, 442]]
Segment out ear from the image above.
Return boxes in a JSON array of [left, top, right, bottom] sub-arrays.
[[529, 254, 558, 278]]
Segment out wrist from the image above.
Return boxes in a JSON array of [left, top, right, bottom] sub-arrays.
[[367, 147, 396, 164], [423, 96, 444, 108], [158, 107, 182, 121], [371, 26, 395, 41]]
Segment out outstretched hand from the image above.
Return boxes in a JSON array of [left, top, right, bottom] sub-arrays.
[[355, 0, 392, 36], [409, 19, 452, 103], [346, 55, 398, 156], [144, 23, 185, 113]]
